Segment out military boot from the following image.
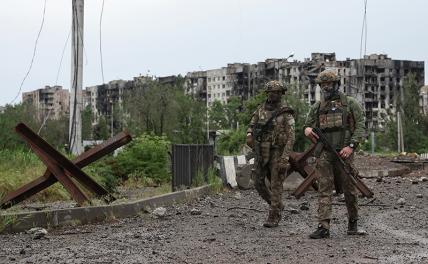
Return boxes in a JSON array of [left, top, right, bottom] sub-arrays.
[[263, 209, 281, 228], [347, 219, 367, 236], [309, 224, 330, 239]]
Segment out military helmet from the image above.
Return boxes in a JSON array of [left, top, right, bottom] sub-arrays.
[[315, 70, 340, 84], [264, 80, 285, 92]]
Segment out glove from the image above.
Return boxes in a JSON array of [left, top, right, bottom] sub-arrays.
[[277, 158, 290, 174], [246, 133, 254, 149]]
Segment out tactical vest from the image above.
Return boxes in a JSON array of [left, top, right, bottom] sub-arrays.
[[253, 104, 294, 165], [317, 93, 355, 150]]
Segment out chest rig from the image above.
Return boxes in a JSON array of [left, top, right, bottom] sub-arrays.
[[318, 93, 354, 149]]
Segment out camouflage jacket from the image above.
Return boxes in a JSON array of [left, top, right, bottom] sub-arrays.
[[304, 92, 365, 147], [247, 103, 295, 163]]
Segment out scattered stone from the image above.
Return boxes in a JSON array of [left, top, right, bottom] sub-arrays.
[[289, 208, 300, 214], [397, 198, 406, 205], [300, 202, 309, 211], [33, 229, 48, 240], [410, 206, 416, 210], [376, 177, 383, 183], [28, 227, 48, 239], [411, 180, 419, 184], [19, 249, 25, 255], [416, 193, 423, 198], [133, 233, 141, 239], [152, 207, 167, 218], [234, 192, 242, 200], [421, 177, 428, 182], [190, 208, 202, 215], [203, 237, 216, 243]]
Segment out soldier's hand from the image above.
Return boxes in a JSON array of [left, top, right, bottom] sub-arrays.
[[339, 146, 353, 159], [246, 133, 254, 149], [304, 127, 319, 142]]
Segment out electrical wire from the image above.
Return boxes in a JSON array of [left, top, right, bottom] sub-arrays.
[[10, 0, 47, 105], [55, 29, 71, 86], [99, 0, 105, 84]]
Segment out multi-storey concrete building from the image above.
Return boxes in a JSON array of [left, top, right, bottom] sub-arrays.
[[421, 85, 428, 115], [22, 85, 69, 120], [185, 53, 425, 129]]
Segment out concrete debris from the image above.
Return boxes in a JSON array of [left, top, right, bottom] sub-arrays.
[[416, 194, 423, 198], [420, 177, 427, 182], [288, 208, 300, 214], [190, 208, 202, 215], [28, 227, 47, 240], [152, 207, 167, 218], [234, 192, 242, 200], [411, 180, 419, 184], [299, 202, 309, 211], [397, 198, 406, 205]]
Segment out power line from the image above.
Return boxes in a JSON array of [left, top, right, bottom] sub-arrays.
[[99, 0, 105, 83], [55, 29, 71, 86], [10, 0, 47, 105]]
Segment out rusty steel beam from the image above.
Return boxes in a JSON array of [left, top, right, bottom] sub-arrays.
[[292, 168, 319, 199], [288, 144, 319, 192], [0, 124, 132, 209], [15, 123, 110, 196], [30, 143, 89, 205]]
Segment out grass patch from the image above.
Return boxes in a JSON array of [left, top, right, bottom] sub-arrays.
[[0, 149, 70, 203]]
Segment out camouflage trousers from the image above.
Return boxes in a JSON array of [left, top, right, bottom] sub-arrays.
[[316, 151, 358, 229], [253, 145, 285, 211]]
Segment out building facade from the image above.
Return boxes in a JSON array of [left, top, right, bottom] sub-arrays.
[[22, 85, 69, 120], [421, 85, 428, 115], [185, 53, 425, 129]]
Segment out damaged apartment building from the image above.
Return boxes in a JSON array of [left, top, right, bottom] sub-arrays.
[[185, 53, 425, 129], [83, 75, 178, 131], [22, 85, 70, 121]]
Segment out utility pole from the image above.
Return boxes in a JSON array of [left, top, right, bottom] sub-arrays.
[[69, 0, 84, 155]]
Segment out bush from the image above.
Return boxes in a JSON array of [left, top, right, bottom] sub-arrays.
[[89, 133, 172, 192]]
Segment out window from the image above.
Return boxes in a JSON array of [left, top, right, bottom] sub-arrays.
[[223, 76, 226, 81], [222, 84, 226, 88], [226, 90, 230, 96], [208, 78, 211, 82], [222, 93, 225, 97]]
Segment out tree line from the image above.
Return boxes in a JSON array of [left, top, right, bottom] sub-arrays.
[[0, 74, 427, 154]]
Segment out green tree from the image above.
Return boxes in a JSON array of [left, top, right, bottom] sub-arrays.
[[208, 100, 227, 130], [0, 103, 40, 150]]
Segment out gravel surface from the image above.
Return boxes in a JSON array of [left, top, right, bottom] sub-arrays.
[[1, 173, 428, 264]]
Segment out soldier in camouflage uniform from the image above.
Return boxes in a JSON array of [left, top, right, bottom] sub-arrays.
[[246, 80, 295, 228], [304, 70, 366, 238]]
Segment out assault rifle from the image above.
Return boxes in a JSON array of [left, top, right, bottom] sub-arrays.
[[293, 127, 374, 198]]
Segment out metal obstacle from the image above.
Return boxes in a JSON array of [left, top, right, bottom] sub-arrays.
[[0, 123, 132, 209]]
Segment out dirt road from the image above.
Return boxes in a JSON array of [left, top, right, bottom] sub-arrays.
[[1, 174, 427, 264]]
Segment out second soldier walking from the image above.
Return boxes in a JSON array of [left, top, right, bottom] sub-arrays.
[[246, 80, 295, 228]]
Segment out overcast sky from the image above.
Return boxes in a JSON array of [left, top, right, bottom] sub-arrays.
[[1, 0, 427, 106]]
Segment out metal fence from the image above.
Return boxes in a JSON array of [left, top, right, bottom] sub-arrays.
[[171, 144, 214, 191]]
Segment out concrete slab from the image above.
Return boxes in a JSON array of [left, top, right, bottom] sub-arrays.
[[223, 156, 238, 188]]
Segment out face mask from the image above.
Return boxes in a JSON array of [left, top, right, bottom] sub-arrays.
[[267, 91, 281, 104], [321, 82, 339, 99]]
